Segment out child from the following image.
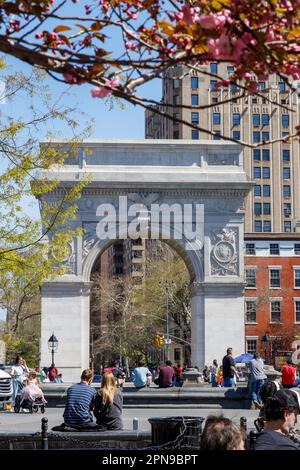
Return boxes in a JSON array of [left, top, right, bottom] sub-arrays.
[[20, 371, 47, 406]]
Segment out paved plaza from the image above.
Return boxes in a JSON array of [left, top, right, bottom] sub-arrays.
[[0, 405, 262, 433]]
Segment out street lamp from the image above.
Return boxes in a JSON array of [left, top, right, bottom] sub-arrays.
[[48, 332, 58, 366], [262, 334, 270, 363], [159, 280, 176, 361]]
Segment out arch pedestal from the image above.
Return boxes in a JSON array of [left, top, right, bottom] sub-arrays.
[[38, 140, 251, 382]]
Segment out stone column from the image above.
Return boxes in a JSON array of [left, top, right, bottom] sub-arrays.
[[190, 282, 205, 370], [40, 280, 91, 383]]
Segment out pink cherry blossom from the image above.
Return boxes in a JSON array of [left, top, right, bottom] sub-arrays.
[[91, 86, 112, 98]]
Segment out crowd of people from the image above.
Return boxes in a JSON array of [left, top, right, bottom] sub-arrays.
[[7, 349, 300, 450]]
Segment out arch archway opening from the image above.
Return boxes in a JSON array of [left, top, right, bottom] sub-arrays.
[[89, 239, 192, 375]]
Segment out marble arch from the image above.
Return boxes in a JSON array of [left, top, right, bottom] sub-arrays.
[[39, 140, 251, 382]]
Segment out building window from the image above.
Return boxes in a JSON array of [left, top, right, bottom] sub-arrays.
[[282, 149, 290, 162], [191, 76, 198, 89], [270, 269, 280, 288], [230, 83, 237, 93], [283, 167, 290, 179], [210, 63, 218, 74], [173, 95, 179, 105], [255, 220, 262, 232], [246, 339, 258, 354], [245, 243, 256, 255], [295, 244, 300, 255], [253, 149, 261, 161], [253, 131, 260, 143], [245, 301, 257, 323], [174, 348, 181, 361], [191, 112, 199, 124], [263, 220, 271, 232], [173, 78, 180, 89], [191, 94, 198, 106], [232, 131, 240, 140], [213, 112, 221, 125], [254, 202, 262, 216], [271, 301, 281, 322], [253, 114, 260, 127], [252, 98, 258, 104], [262, 149, 270, 161], [263, 185, 270, 197], [212, 97, 218, 104], [173, 130, 179, 139], [263, 167, 270, 179], [254, 185, 261, 197], [258, 81, 266, 90], [210, 80, 217, 91], [213, 132, 221, 140], [262, 114, 269, 126], [295, 301, 300, 322], [232, 113, 240, 127], [284, 203, 291, 217], [245, 269, 256, 288], [227, 66, 235, 74], [283, 185, 291, 197], [282, 114, 289, 128], [282, 131, 289, 138], [263, 203, 271, 215], [191, 129, 199, 140], [279, 82, 286, 92], [254, 167, 261, 179], [270, 244, 280, 255], [294, 269, 300, 288], [284, 221, 292, 232], [173, 112, 180, 121], [262, 131, 269, 142]]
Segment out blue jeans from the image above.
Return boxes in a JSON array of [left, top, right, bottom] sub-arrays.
[[223, 377, 235, 387], [251, 379, 265, 403], [12, 378, 23, 404]]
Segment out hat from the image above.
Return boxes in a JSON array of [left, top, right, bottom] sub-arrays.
[[275, 389, 300, 410]]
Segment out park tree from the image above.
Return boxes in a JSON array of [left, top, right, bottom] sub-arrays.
[[0, 63, 90, 361], [0, 1, 299, 144]]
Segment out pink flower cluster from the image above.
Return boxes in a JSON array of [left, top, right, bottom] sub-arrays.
[[91, 77, 120, 98]]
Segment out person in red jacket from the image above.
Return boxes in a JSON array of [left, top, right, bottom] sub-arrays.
[[281, 359, 297, 389]]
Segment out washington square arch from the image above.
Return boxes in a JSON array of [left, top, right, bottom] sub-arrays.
[[38, 140, 252, 382]]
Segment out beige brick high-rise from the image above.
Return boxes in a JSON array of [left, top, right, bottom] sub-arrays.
[[145, 63, 300, 233]]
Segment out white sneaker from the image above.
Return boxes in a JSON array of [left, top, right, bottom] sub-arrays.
[[22, 408, 29, 413]]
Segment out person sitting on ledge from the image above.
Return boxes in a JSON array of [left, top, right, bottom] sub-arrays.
[[93, 372, 123, 430], [200, 415, 245, 450], [63, 369, 99, 430], [157, 360, 175, 388]]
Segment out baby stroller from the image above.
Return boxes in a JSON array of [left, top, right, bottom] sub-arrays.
[[14, 395, 46, 413]]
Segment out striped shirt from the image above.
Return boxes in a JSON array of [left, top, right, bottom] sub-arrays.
[[63, 382, 97, 428]]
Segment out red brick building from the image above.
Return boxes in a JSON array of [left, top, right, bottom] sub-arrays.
[[244, 233, 300, 364]]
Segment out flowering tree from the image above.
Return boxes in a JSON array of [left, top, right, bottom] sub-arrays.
[[0, 0, 300, 145]]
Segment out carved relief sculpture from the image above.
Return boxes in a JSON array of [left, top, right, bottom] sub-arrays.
[[210, 228, 238, 276]]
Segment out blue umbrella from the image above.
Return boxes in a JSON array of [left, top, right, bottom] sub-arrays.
[[234, 353, 254, 363]]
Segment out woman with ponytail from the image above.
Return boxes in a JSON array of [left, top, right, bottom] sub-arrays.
[[93, 372, 123, 430]]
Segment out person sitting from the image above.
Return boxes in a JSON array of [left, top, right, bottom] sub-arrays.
[[111, 360, 126, 389], [282, 359, 297, 389], [200, 414, 245, 450], [48, 364, 58, 382], [131, 360, 152, 389], [254, 389, 300, 450], [54, 373, 63, 383], [93, 372, 123, 430], [157, 360, 175, 388], [63, 369, 99, 430]]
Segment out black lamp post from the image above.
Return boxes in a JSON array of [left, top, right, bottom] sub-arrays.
[[48, 332, 58, 366], [262, 334, 270, 363]]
